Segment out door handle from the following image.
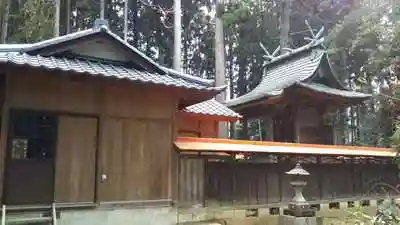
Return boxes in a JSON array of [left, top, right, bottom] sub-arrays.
[[100, 173, 108, 182]]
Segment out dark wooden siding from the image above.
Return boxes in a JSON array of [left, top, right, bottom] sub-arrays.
[[0, 69, 178, 204], [55, 116, 98, 203], [178, 157, 205, 206], [97, 118, 172, 201], [205, 162, 399, 205]]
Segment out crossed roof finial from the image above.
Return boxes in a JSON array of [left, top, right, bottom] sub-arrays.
[[259, 43, 280, 61], [259, 21, 325, 63], [304, 20, 325, 45]]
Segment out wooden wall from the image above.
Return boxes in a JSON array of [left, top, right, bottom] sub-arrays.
[[176, 114, 218, 206], [178, 157, 205, 206], [295, 107, 333, 144], [0, 69, 178, 204], [176, 113, 218, 138], [205, 161, 399, 206]]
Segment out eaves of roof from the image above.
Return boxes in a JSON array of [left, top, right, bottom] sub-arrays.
[[296, 82, 372, 99], [0, 27, 216, 89], [184, 99, 242, 119], [225, 48, 325, 107], [0, 52, 225, 92]]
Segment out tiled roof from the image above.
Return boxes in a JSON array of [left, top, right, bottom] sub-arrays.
[[17, 27, 165, 74], [297, 82, 372, 98], [225, 48, 325, 107], [0, 52, 225, 91], [184, 99, 242, 119], [225, 41, 372, 108], [0, 22, 220, 91]]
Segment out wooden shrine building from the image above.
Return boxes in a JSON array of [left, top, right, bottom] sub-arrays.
[[0, 19, 237, 224], [0, 19, 397, 224], [225, 38, 371, 144], [174, 33, 400, 214]]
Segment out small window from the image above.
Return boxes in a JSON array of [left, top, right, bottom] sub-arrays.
[[9, 110, 57, 160], [11, 138, 28, 159]]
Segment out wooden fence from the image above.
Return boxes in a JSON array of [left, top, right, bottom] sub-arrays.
[[178, 157, 399, 207]]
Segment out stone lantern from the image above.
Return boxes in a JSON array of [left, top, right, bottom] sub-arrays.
[[283, 163, 315, 217]]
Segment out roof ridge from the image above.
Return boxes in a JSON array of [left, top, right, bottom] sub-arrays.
[[225, 49, 325, 107], [21, 29, 97, 53], [0, 51, 226, 95], [264, 38, 325, 68], [160, 66, 214, 87]]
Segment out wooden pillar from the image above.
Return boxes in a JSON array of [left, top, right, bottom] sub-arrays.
[[317, 156, 323, 200], [263, 115, 274, 141], [239, 117, 249, 140], [0, 73, 9, 202]]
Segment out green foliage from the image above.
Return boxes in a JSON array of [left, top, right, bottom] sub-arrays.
[[8, 0, 55, 43], [326, 2, 400, 147], [338, 199, 400, 225]]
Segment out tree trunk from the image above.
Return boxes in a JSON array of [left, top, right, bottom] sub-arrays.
[[123, 0, 128, 40], [54, 0, 60, 37], [131, 0, 139, 47], [66, 0, 71, 34], [279, 0, 291, 53], [227, 36, 236, 138], [0, 0, 10, 43], [215, 0, 228, 138], [100, 0, 105, 20], [173, 0, 182, 71]]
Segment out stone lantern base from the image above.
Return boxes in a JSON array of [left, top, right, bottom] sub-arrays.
[[283, 203, 315, 217], [279, 215, 318, 225]]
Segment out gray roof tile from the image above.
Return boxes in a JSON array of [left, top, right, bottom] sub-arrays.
[[297, 82, 372, 98], [0, 27, 217, 88], [225, 48, 325, 107], [184, 99, 242, 118], [0, 52, 225, 92]]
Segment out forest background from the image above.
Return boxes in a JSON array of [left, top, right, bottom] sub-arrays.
[[1, 0, 400, 147]]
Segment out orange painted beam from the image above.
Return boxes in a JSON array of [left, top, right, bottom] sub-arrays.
[[175, 137, 396, 157]]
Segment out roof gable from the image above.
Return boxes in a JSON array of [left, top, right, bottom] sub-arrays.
[[225, 46, 325, 107], [0, 19, 225, 106], [225, 40, 371, 108], [17, 23, 164, 74]]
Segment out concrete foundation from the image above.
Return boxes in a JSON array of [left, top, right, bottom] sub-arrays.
[[58, 207, 178, 225]]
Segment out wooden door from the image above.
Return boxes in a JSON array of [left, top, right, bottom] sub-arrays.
[[97, 118, 148, 202], [97, 118, 171, 202], [3, 110, 57, 205], [54, 116, 97, 203]]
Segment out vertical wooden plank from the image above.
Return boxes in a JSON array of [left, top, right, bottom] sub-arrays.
[[97, 117, 124, 201], [169, 107, 177, 201], [197, 159, 205, 205], [280, 164, 293, 202], [249, 164, 258, 205], [321, 166, 333, 199], [143, 120, 171, 199], [263, 116, 274, 141], [266, 166, 280, 203], [55, 116, 98, 203], [178, 157, 184, 203], [257, 164, 268, 204], [353, 163, 362, 198], [0, 73, 8, 202], [304, 164, 320, 201], [121, 118, 147, 200], [185, 158, 191, 202]]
